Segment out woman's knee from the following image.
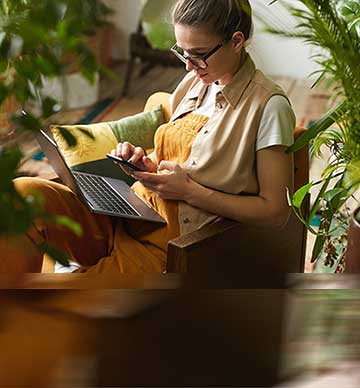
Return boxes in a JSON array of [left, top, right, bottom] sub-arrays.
[[14, 177, 50, 197], [13, 177, 71, 206]]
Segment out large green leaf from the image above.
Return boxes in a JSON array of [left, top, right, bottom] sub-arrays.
[[324, 187, 348, 213], [38, 242, 70, 266], [311, 234, 326, 263], [0, 147, 22, 191], [41, 96, 60, 118], [12, 111, 42, 132], [57, 126, 77, 147], [291, 182, 313, 209], [343, 160, 360, 193], [323, 188, 347, 203], [77, 127, 95, 141], [50, 215, 83, 237], [141, 0, 177, 50], [287, 102, 347, 154], [308, 176, 332, 223]]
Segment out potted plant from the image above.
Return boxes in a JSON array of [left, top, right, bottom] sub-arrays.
[[0, 0, 113, 264], [267, 0, 360, 272]]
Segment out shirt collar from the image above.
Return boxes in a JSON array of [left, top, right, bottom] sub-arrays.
[[221, 53, 256, 109], [187, 81, 208, 108]]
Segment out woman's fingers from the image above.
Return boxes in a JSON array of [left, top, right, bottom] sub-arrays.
[[129, 147, 145, 164], [121, 142, 135, 160], [113, 142, 145, 164], [142, 156, 158, 172], [115, 143, 123, 157], [158, 160, 177, 172]]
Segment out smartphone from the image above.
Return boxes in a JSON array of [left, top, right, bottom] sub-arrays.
[[106, 153, 145, 172]]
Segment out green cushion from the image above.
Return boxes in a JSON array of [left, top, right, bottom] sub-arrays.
[[107, 104, 164, 150], [51, 104, 165, 182]]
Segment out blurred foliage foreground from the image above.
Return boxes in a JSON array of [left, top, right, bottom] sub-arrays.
[[0, 0, 113, 265]]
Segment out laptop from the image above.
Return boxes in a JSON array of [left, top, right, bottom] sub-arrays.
[[37, 130, 166, 223]]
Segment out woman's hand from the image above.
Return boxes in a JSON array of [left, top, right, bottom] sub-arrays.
[[134, 161, 195, 201], [111, 142, 157, 174]]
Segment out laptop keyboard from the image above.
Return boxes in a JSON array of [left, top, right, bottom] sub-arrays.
[[73, 172, 139, 216]]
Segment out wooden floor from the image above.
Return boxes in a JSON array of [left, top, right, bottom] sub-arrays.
[[6, 62, 335, 272]]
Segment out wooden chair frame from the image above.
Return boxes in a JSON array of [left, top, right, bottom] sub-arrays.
[[151, 93, 310, 275], [122, 22, 183, 96]]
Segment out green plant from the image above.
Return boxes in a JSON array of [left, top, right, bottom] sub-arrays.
[[268, 0, 360, 271], [0, 0, 113, 265], [141, 0, 177, 50]]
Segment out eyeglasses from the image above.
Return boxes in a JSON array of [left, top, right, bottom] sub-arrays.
[[171, 43, 223, 70]]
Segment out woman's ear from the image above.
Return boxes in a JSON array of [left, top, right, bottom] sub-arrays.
[[231, 31, 245, 53]]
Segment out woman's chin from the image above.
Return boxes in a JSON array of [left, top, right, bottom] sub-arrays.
[[193, 71, 214, 84], [199, 75, 213, 84], [195, 71, 207, 79]]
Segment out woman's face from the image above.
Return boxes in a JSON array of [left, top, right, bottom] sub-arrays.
[[174, 24, 244, 85]]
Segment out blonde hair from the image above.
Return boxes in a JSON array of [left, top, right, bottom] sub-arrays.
[[172, 0, 253, 41]]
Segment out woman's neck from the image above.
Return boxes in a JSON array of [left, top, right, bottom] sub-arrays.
[[217, 50, 247, 86]]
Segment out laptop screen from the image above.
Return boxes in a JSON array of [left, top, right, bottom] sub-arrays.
[[36, 130, 84, 198]]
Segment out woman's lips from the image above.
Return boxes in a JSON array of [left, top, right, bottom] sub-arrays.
[[196, 73, 208, 79]]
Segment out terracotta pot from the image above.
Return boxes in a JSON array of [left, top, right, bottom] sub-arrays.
[[345, 207, 360, 272]]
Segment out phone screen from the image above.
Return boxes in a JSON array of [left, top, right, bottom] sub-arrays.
[[106, 153, 145, 172]]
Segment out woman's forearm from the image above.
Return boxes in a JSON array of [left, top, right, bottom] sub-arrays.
[[184, 179, 291, 229]]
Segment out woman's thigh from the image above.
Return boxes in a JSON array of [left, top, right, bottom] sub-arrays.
[[6, 177, 115, 270]]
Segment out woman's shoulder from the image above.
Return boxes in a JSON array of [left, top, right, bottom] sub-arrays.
[[252, 70, 286, 96]]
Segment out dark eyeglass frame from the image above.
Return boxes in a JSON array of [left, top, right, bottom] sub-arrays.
[[171, 43, 223, 69]]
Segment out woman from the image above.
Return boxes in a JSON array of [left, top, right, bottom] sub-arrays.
[[1, 0, 295, 273]]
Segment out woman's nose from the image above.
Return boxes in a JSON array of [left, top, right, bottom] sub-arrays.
[[185, 59, 196, 72]]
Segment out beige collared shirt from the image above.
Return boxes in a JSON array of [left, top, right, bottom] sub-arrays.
[[169, 54, 292, 235]]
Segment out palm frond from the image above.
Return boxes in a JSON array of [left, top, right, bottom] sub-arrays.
[[268, 0, 360, 263], [287, 102, 347, 153]]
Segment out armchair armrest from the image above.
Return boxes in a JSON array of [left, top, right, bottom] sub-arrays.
[[167, 219, 239, 272], [167, 204, 308, 277]]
